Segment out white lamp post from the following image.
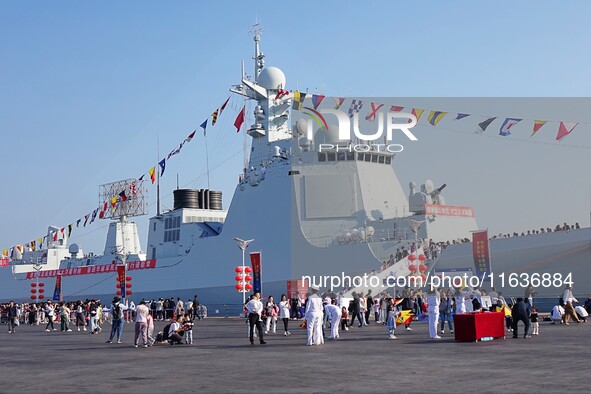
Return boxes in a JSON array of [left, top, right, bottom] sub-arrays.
[[233, 237, 254, 305]]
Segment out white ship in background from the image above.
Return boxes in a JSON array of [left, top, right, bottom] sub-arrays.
[[1, 30, 590, 307]]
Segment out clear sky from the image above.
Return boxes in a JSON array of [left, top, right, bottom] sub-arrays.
[[1, 1, 590, 255]]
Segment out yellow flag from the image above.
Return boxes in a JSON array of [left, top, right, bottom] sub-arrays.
[[427, 111, 447, 126], [502, 306, 511, 316], [412, 108, 425, 122], [149, 167, 156, 184], [396, 310, 414, 327]]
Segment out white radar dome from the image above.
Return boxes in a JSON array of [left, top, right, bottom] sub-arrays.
[[314, 123, 345, 149], [257, 67, 286, 90], [69, 243, 80, 255], [295, 118, 309, 136]]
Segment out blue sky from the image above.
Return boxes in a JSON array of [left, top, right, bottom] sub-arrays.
[[1, 1, 590, 254]]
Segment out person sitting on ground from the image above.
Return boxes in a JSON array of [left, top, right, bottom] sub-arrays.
[[340, 306, 349, 332], [168, 316, 185, 345], [550, 304, 564, 324], [574, 305, 588, 323], [584, 296, 591, 314]]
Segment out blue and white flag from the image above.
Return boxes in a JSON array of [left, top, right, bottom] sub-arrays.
[[159, 158, 166, 177], [499, 118, 522, 136], [348, 99, 364, 118], [89, 208, 99, 224]]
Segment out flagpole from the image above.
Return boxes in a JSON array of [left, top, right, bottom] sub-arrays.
[[156, 133, 161, 216], [205, 134, 211, 189]]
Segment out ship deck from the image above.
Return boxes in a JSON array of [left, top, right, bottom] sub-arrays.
[[2, 317, 589, 392]]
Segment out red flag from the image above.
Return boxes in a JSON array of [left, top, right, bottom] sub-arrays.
[[219, 97, 230, 115], [103, 202, 108, 211], [531, 120, 547, 137], [390, 105, 404, 112], [556, 122, 578, 141], [365, 102, 384, 122], [184, 130, 196, 143], [334, 97, 345, 110], [118, 191, 127, 201], [234, 105, 246, 132]]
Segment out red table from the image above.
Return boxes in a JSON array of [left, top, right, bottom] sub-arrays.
[[453, 312, 505, 342]]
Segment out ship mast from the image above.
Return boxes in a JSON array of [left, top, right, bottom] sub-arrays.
[[251, 22, 264, 82]]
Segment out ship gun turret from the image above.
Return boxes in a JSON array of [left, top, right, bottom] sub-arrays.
[[408, 179, 447, 214]]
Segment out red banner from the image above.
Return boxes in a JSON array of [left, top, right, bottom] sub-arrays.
[[0, 256, 9, 267], [25, 259, 156, 279], [117, 265, 126, 298], [472, 230, 491, 277], [425, 204, 475, 217], [249, 252, 262, 293], [53, 275, 62, 301]]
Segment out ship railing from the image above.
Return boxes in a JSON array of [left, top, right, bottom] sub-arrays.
[[371, 228, 409, 242], [307, 228, 410, 248]]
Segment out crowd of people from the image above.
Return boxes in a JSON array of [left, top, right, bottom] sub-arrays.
[[1, 295, 206, 347], [379, 221, 583, 271], [489, 222, 581, 240], [242, 283, 591, 346], [3, 284, 589, 347]]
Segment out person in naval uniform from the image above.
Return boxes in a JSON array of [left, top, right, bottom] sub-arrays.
[[427, 286, 441, 339], [454, 289, 466, 314], [324, 298, 342, 339], [305, 285, 324, 346]]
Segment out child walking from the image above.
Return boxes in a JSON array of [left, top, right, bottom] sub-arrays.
[[386, 300, 398, 340], [183, 314, 194, 344], [530, 306, 539, 335]]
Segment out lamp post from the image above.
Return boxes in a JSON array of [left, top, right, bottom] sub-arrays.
[[233, 237, 254, 305]]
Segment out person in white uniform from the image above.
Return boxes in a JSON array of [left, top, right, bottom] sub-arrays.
[[324, 299, 342, 339], [305, 285, 324, 346], [454, 289, 466, 314], [427, 287, 441, 339]]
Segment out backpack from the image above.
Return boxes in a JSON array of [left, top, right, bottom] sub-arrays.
[[112, 304, 122, 319], [162, 324, 171, 341]]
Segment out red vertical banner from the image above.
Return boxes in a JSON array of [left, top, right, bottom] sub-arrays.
[[0, 256, 9, 266], [472, 230, 491, 277], [249, 252, 262, 293], [52, 275, 62, 301], [117, 265, 127, 298]]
